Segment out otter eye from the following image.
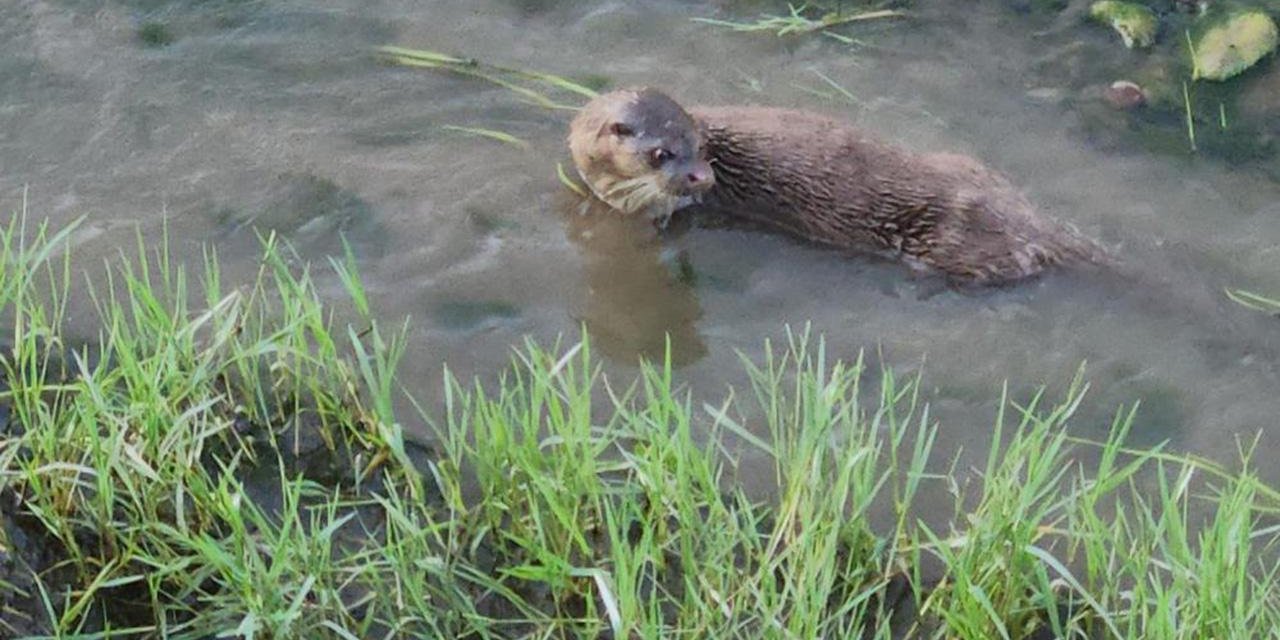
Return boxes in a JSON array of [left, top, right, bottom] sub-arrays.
[[609, 122, 634, 137], [648, 148, 675, 168]]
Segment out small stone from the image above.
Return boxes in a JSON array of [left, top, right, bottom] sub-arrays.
[[1104, 80, 1146, 109], [1190, 9, 1279, 82], [1089, 1, 1159, 49]]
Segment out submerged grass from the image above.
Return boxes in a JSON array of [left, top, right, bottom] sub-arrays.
[[1, 211, 1279, 638], [440, 125, 531, 150], [556, 161, 590, 198], [693, 3, 903, 42], [377, 45, 597, 112], [1227, 288, 1280, 315]]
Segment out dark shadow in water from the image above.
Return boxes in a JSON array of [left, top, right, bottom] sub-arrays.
[[558, 194, 707, 367], [210, 173, 387, 260]]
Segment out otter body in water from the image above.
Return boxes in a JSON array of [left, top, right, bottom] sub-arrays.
[[568, 88, 1110, 284]]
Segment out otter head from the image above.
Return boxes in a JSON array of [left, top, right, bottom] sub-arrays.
[[568, 88, 714, 224]]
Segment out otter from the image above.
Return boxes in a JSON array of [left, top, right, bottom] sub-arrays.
[[568, 88, 1111, 285]]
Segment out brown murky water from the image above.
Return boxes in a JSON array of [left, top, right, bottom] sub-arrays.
[[3, 0, 1280, 488]]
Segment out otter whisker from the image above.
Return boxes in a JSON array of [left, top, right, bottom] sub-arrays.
[[604, 175, 649, 199], [599, 174, 682, 223]]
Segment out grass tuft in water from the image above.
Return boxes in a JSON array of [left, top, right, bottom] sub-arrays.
[[377, 45, 596, 111], [693, 3, 903, 40]]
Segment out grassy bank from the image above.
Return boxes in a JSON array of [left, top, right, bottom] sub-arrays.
[[0, 213, 1278, 639]]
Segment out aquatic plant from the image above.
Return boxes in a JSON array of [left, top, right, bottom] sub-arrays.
[[692, 3, 903, 42], [377, 45, 598, 111], [1227, 288, 1280, 314], [557, 161, 590, 197], [440, 124, 531, 150], [1188, 8, 1278, 81], [1182, 79, 1198, 152]]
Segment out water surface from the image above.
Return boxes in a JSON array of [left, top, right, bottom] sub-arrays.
[[4, 0, 1280, 489]]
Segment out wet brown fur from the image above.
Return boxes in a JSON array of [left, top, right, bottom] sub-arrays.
[[569, 88, 1112, 285]]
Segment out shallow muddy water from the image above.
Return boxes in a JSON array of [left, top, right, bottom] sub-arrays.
[[3, 0, 1280, 490]]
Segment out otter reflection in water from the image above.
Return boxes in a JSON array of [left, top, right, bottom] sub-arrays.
[[568, 87, 1111, 286], [559, 194, 707, 366]]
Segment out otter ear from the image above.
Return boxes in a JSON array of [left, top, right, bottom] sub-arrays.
[[609, 122, 635, 137]]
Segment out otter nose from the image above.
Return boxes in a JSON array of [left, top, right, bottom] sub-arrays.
[[685, 165, 714, 189]]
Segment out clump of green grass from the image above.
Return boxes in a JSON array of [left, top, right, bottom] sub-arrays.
[[2, 211, 1280, 637], [0, 209, 418, 636]]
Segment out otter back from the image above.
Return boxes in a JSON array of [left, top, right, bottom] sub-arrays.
[[689, 105, 1110, 285]]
